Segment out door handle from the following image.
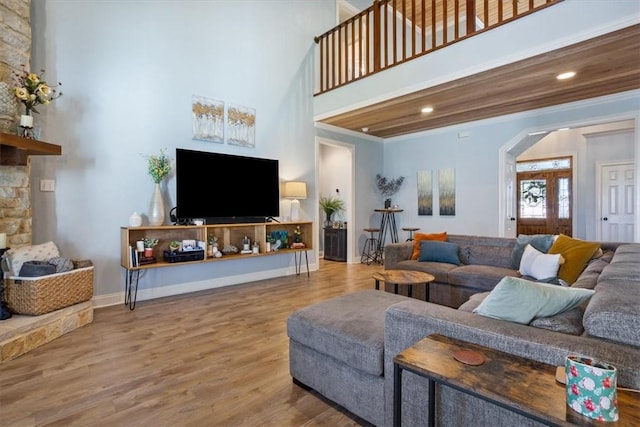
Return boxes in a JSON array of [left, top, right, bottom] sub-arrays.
[[603, 217, 608, 221], [510, 217, 516, 221]]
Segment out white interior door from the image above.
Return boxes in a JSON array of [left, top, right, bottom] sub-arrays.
[[504, 152, 517, 237], [599, 162, 635, 242]]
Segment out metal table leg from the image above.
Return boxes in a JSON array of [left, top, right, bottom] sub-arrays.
[[124, 269, 140, 310], [294, 250, 309, 277]]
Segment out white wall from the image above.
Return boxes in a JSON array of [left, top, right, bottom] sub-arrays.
[[319, 144, 350, 225], [28, 1, 337, 301], [316, 126, 384, 259], [520, 124, 635, 239], [379, 93, 639, 239]]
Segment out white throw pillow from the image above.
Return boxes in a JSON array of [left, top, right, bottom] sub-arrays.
[[5, 241, 60, 276], [518, 244, 562, 280]]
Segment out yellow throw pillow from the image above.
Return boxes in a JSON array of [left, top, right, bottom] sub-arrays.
[[548, 234, 600, 285], [411, 232, 447, 260]]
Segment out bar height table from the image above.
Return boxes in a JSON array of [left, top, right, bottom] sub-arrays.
[[374, 208, 403, 258]]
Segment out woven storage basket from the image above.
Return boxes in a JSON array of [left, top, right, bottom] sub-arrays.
[[5, 266, 94, 315]]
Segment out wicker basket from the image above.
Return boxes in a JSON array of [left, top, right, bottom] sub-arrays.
[[4, 266, 94, 315]]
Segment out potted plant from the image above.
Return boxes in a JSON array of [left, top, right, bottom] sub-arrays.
[[13, 66, 62, 138], [143, 237, 158, 257], [266, 235, 276, 252], [319, 196, 345, 227], [169, 240, 181, 253]]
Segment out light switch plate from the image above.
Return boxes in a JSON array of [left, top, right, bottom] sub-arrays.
[[40, 179, 55, 192]]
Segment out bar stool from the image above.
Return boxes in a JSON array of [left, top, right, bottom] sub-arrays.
[[402, 227, 420, 241], [361, 228, 381, 265]]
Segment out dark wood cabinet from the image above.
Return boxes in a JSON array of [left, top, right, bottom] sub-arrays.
[[324, 227, 346, 262]]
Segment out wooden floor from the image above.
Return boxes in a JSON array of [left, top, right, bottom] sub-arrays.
[[0, 260, 382, 427]]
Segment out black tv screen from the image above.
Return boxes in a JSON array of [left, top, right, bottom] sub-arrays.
[[176, 149, 280, 222]]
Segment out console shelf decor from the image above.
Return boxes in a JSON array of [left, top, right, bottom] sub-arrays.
[[120, 221, 313, 309]]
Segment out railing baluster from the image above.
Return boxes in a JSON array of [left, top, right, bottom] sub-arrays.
[[331, 32, 340, 87], [454, 0, 459, 38], [359, 14, 363, 78], [422, 0, 426, 53], [467, 0, 475, 35], [351, 20, 355, 81], [319, 37, 325, 92], [431, 0, 436, 49], [314, 0, 561, 94], [443, 0, 448, 44], [344, 25, 348, 83], [392, 0, 397, 64], [411, 0, 416, 56], [366, 11, 370, 74], [384, 1, 388, 68], [402, 0, 407, 61], [484, 0, 489, 26]]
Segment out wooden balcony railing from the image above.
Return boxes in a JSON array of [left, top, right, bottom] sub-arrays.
[[314, 0, 562, 95]]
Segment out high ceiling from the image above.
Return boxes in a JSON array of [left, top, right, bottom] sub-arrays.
[[317, 23, 640, 139]]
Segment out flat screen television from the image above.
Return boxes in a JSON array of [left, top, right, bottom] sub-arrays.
[[176, 148, 280, 223]]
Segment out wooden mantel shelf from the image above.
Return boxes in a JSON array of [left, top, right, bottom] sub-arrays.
[[0, 132, 62, 166]]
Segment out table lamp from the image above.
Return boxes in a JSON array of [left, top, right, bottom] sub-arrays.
[[284, 181, 307, 221]]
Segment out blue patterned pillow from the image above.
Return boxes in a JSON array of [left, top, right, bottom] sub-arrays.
[[418, 241, 461, 265]]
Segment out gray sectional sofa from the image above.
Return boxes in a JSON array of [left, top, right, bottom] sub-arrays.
[[383, 234, 621, 308], [287, 239, 640, 426]]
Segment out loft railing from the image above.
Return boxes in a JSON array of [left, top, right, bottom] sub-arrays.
[[314, 0, 562, 94]]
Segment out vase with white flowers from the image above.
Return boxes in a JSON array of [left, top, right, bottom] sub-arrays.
[[144, 148, 172, 226], [13, 65, 62, 138]]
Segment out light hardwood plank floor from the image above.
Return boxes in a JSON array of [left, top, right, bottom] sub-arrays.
[[0, 260, 383, 427]]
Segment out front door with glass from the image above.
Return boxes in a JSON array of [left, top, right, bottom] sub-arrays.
[[516, 157, 572, 236]]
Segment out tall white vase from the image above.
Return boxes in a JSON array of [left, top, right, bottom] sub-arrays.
[[149, 183, 165, 226]]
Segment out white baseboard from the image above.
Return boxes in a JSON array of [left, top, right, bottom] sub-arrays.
[[91, 263, 316, 309]]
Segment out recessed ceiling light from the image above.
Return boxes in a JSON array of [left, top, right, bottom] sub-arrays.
[[421, 106, 434, 113], [362, 127, 369, 132], [556, 71, 576, 80]]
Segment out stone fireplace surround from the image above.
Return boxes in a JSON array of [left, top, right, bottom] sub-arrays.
[[0, 301, 93, 362], [0, 1, 94, 362]]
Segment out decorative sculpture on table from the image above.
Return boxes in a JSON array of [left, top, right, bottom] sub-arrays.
[[376, 174, 405, 208]]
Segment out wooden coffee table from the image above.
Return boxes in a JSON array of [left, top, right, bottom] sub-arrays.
[[393, 334, 640, 426], [373, 270, 435, 300]]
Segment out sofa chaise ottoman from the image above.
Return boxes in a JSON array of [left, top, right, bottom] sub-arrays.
[[288, 242, 640, 426], [287, 290, 410, 425]]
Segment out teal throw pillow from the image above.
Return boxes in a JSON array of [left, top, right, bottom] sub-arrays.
[[510, 234, 555, 269], [473, 276, 594, 324], [418, 240, 460, 265]]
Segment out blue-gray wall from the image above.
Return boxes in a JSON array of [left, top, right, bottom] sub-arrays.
[[29, 0, 345, 303]]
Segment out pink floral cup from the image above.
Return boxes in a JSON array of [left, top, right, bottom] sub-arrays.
[[565, 355, 618, 422]]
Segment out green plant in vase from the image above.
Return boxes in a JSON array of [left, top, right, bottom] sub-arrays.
[[142, 237, 158, 258], [143, 237, 159, 249], [169, 240, 181, 253], [319, 196, 345, 227]]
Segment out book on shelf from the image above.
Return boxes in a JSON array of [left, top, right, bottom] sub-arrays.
[[129, 245, 139, 268]]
